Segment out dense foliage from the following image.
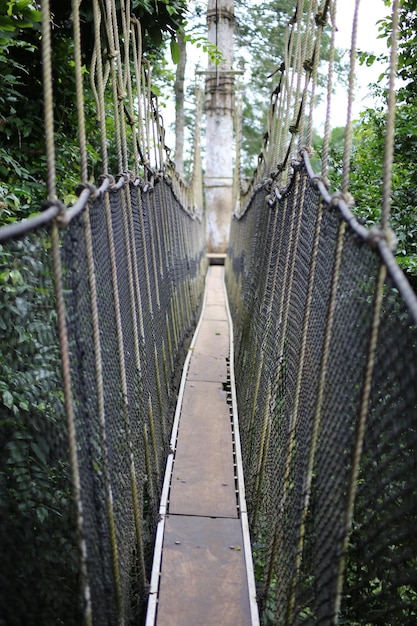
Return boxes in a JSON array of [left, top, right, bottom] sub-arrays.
[[0, 235, 81, 625], [324, 0, 417, 279], [0, 0, 188, 226]]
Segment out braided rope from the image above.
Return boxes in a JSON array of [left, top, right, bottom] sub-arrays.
[[92, 0, 108, 172], [322, 0, 337, 177], [84, 203, 124, 619], [42, 3, 93, 621], [297, 0, 317, 148], [342, 0, 361, 194], [381, 0, 400, 230], [131, 19, 147, 171], [286, 194, 325, 623], [119, 187, 147, 589], [105, 0, 123, 172], [306, 0, 326, 147], [72, 0, 88, 181], [41, 0, 56, 200], [51, 220, 93, 626], [334, 261, 387, 620]]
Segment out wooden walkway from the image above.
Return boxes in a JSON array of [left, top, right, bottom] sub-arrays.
[[146, 265, 259, 626]]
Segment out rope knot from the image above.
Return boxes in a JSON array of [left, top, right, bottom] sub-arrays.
[[331, 191, 354, 208], [104, 174, 116, 188], [312, 174, 329, 189], [303, 58, 314, 73], [367, 225, 398, 251], [315, 11, 328, 27], [43, 199, 68, 227], [75, 182, 99, 201], [143, 176, 155, 193]]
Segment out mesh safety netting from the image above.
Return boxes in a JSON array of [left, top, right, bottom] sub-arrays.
[[225, 154, 417, 625], [0, 178, 207, 625]]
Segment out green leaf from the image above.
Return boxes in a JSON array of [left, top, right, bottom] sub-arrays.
[[2, 389, 14, 408], [170, 38, 180, 65], [36, 506, 49, 523]]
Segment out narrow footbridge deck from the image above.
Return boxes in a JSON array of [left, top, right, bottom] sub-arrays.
[[146, 265, 259, 625]]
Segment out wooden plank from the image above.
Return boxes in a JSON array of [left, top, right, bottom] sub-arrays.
[[203, 304, 228, 321], [169, 381, 237, 518], [193, 320, 229, 357], [156, 515, 252, 626], [187, 354, 228, 383]]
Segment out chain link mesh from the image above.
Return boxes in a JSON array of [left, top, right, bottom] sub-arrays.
[[226, 155, 417, 625], [0, 179, 207, 625]]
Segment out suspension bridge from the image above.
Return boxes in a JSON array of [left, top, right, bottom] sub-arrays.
[[1, 1, 417, 625]]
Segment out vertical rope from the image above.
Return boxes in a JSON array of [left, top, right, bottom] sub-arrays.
[[92, 0, 109, 172], [342, 0, 361, 194], [322, 0, 337, 177], [71, 0, 88, 182], [142, 61, 153, 170], [298, 0, 317, 148], [334, 262, 387, 621], [84, 205, 124, 621], [381, 0, 400, 231], [286, 195, 325, 623], [41, 0, 56, 200], [105, 0, 123, 172], [127, 18, 141, 176], [52, 223, 93, 626], [119, 188, 147, 589], [306, 1, 330, 147], [131, 19, 146, 173], [42, 3, 92, 622]]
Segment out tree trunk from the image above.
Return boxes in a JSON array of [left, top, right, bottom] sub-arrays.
[[174, 34, 187, 176]]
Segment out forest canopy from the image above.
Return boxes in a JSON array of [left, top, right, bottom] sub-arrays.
[[1, 0, 416, 281]]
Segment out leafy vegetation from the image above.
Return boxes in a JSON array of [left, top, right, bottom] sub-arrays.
[[0, 235, 81, 625], [0, 0, 188, 226], [321, 0, 417, 280]]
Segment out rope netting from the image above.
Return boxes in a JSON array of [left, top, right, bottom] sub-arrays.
[[0, 1, 207, 624], [226, 1, 417, 624]]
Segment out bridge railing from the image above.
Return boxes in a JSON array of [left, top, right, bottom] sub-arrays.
[[0, 0, 208, 623], [0, 175, 207, 625], [226, 149, 417, 625], [227, 2, 417, 621]]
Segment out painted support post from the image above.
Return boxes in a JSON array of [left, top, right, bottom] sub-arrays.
[[205, 0, 235, 253]]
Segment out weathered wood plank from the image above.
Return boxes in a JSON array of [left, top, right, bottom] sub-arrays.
[[203, 303, 228, 321], [156, 515, 252, 626], [187, 354, 228, 383], [169, 381, 237, 518], [192, 320, 229, 357]]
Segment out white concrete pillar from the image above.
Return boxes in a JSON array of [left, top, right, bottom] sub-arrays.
[[205, 0, 235, 253]]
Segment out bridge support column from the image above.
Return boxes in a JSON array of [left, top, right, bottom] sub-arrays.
[[205, 0, 235, 254]]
